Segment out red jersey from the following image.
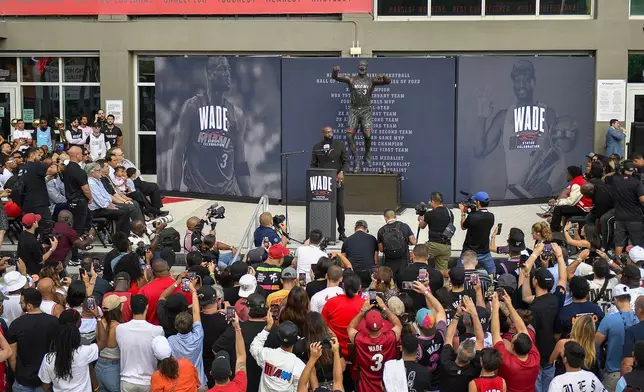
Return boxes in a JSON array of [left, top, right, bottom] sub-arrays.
[[137, 277, 192, 325], [495, 333, 540, 392], [354, 329, 397, 392], [474, 375, 505, 392], [321, 294, 365, 357]]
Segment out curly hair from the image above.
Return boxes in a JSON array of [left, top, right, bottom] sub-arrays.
[[532, 222, 553, 242]]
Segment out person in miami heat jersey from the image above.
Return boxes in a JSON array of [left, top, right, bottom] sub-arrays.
[[475, 60, 559, 200], [171, 57, 251, 196], [348, 295, 402, 392]]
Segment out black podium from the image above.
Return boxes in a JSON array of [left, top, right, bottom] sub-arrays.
[[306, 168, 337, 242]]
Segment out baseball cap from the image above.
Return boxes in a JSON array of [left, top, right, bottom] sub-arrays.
[[165, 293, 188, 314], [508, 228, 526, 253], [630, 246, 644, 263], [282, 267, 297, 280], [246, 247, 266, 264], [197, 285, 217, 307], [534, 268, 555, 291], [511, 60, 536, 78], [229, 261, 248, 279], [152, 336, 172, 360], [21, 213, 41, 227], [586, 152, 596, 159], [268, 244, 290, 260], [472, 191, 489, 202], [238, 274, 257, 298], [387, 297, 405, 317], [115, 271, 131, 282], [416, 308, 436, 330], [623, 160, 637, 171], [449, 266, 466, 286], [277, 321, 299, 346], [365, 310, 384, 332], [612, 283, 631, 299], [355, 220, 369, 230], [498, 273, 518, 290], [102, 295, 126, 312], [210, 351, 232, 380], [624, 264, 642, 282]]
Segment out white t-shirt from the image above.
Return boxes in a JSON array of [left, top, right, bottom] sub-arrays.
[[12, 129, 32, 143], [465, 331, 494, 348], [251, 329, 305, 392], [0, 168, 13, 188], [88, 133, 107, 160], [310, 286, 344, 313], [294, 245, 327, 282], [3, 295, 22, 326], [38, 343, 99, 392], [608, 287, 644, 315], [116, 320, 164, 386], [547, 369, 605, 392]]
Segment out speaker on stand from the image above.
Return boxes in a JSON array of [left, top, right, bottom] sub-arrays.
[[628, 122, 644, 158]]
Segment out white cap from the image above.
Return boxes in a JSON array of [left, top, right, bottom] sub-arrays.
[[612, 283, 631, 299], [238, 274, 257, 298], [151, 336, 172, 361], [630, 246, 644, 262]]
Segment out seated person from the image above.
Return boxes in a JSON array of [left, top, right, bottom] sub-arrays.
[[46, 164, 68, 220], [184, 217, 237, 267], [86, 162, 131, 234], [547, 166, 593, 232], [96, 159, 144, 222], [252, 212, 288, 261], [114, 165, 160, 218], [50, 210, 94, 265]]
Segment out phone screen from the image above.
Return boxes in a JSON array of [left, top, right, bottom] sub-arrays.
[[181, 278, 190, 292], [226, 307, 236, 322], [87, 297, 95, 310], [298, 273, 307, 286], [369, 290, 377, 304], [496, 223, 503, 236], [418, 268, 427, 281]]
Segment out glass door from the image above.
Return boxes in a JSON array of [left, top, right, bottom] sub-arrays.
[[0, 88, 17, 142]]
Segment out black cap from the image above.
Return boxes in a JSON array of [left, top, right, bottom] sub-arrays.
[[277, 321, 299, 347], [210, 351, 232, 379], [246, 293, 266, 310], [165, 293, 188, 314], [624, 160, 637, 171], [624, 264, 642, 282], [534, 268, 555, 291], [197, 286, 216, 307], [229, 261, 249, 280], [246, 247, 266, 264], [508, 228, 526, 253], [115, 271, 131, 282], [449, 266, 465, 286]]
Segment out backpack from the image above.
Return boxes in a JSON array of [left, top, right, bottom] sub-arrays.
[[382, 222, 407, 259], [10, 174, 25, 207]]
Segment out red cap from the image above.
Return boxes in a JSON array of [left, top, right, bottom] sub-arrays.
[[22, 213, 42, 227], [268, 244, 290, 259], [365, 310, 384, 332]]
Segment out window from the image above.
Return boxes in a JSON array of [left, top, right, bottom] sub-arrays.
[[63, 86, 101, 123], [486, 0, 535, 15], [539, 0, 590, 15], [375, 0, 592, 17], [138, 134, 157, 174], [136, 56, 157, 174], [138, 86, 155, 133], [629, 54, 644, 83], [633, 0, 644, 15], [63, 57, 100, 83], [138, 56, 156, 83], [21, 86, 59, 130], [0, 57, 17, 82], [21, 57, 60, 83]]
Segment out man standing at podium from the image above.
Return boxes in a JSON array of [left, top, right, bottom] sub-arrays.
[[311, 126, 348, 241]]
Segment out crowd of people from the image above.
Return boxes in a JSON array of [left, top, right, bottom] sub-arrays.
[[2, 112, 644, 392]]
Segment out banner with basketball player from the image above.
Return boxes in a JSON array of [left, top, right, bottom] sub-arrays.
[[155, 56, 282, 198], [281, 57, 456, 204], [455, 56, 595, 201]]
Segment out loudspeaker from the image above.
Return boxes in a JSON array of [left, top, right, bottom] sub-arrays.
[[344, 174, 401, 214], [629, 122, 644, 157]]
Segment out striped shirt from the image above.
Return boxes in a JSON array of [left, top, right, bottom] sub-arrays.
[[255, 262, 283, 294]]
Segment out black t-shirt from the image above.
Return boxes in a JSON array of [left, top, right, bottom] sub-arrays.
[[102, 126, 123, 148], [612, 175, 644, 221], [397, 263, 443, 312], [17, 230, 43, 275], [306, 279, 328, 299], [462, 210, 495, 254], [341, 230, 378, 272], [530, 285, 566, 367], [418, 322, 446, 391], [19, 161, 50, 210], [8, 313, 59, 387], [424, 206, 452, 243], [440, 345, 482, 392], [201, 311, 229, 379], [63, 161, 89, 201], [441, 289, 474, 325], [377, 221, 414, 265], [553, 301, 604, 338], [102, 248, 120, 282], [589, 178, 613, 217], [404, 360, 432, 392]]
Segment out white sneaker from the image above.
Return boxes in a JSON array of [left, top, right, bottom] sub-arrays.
[[539, 205, 551, 212]]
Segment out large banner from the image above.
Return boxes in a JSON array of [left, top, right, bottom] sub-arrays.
[[455, 56, 595, 201], [1, 0, 371, 15], [155, 56, 281, 198], [282, 57, 456, 204]]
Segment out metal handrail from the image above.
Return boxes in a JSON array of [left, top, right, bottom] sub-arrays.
[[233, 195, 270, 260]]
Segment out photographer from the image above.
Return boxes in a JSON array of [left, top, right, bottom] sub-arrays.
[[460, 191, 496, 274], [129, 219, 167, 254], [293, 229, 327, 282], [418, 192, 453, 272], [17, 213, 59, 275], [49, 210, 94, 265], [253, 212, 288, 248]]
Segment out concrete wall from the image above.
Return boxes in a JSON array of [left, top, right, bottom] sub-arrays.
[[0, 0, 639, 159]]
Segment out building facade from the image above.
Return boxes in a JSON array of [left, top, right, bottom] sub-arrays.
[[0, 0, 641, 174]]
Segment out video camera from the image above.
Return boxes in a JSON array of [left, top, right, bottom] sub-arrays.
[[195, 203, 226, 232], [319, 237, 330, 252], [273, 214, 286, 228], [453, 190, 477, 214], [415, 202, 428, 216], [134, 241, 151, 259]]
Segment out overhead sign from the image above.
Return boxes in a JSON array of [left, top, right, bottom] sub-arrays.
[[0, 0, 372, 15]]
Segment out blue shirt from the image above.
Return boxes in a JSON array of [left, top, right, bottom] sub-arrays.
[[88, 177, 111, 211], [623, 319, 644, 360], [598, 311, 638, 372], [36, 128, 53, 150], [253, 226, 280, 248], [168, 321, 205, 385]]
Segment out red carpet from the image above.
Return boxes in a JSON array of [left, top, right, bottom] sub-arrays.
[[162, 197, 193, 204]]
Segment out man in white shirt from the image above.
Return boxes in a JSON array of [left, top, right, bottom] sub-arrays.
[[293, 229, 327, 283], [0, 158, 17, 187], [547, 340, 605, 392], [250, 317, 305, 392], [11, 119, 32, 148], [310, 265, 344, 313], [87, 123, 107, 161], [116, 294, 164, 392]]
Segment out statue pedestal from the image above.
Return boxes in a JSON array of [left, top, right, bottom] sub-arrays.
[[344, 173, 401, 214]]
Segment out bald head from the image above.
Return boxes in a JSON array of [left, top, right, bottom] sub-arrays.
[[581, 182, 595, 198], [68, 146, 82, 162], [151, 259, 169, 276], [38, 277, 55, 297], [636, 296, 644, 314], [259, 212, 273, 226], [131, 220, 146, 236], [187, 216, 200, 231]]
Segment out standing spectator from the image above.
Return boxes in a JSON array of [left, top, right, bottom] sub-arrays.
[[441, 296, 484, 391], [250, 318, 305, 392], [222, 261, 250, 305], [18, 147, 52, 224], [348, 295, 402, 392], [116, 295, 164, 391], [305, 257, 332, 299], [612, 160, 644, 256], [397, 244, 444, 312], [554, 276, 604, 338], [621, 296, 644, 375], [321, 272, 365, 359], [384, 332, 431, 392], [87, 123, 107, 160], [168, 279, 206, 387], [102, 115, 123, 149], [11, 119, 32, 147], [209, 309, 247, 392], [462, 249, 493, 293], [197, 285, 227, 388], [65, 118, 85, 147], [34, 118, 55, 151], [293, 229, 327, 283], [605, 119, 626, 158], [266, 267, 297, 309], [460, 191, 496, 274], [3, 269, 27, 326], [137, 259, 180, 325], [37, 277, 64, 317], [419, 192, 453, 272], [8, 288, 58, 392], [616, 341, 644, 392], [95, 295, 127, 392], [150, 336, 201, 391], [310, 265, 344, 313], [377, 208, 416, 277], [79, 115, 92, 140], [444, 266, 472, 324], [469, 348, 506, 392], [548, 341, 604, 392], [63, 146, 92, 236], [549, 166, 593, 232], [103, 272, 133, 322], [597, 284, 638, 392], [340, 220, 378, 273], [17, 213, 59, 275], [491, 291, 540, 392], [297, 339, 344, 392], [255, 244, 289, 295]]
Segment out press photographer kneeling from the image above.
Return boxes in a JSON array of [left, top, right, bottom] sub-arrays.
[[185, 205, 237, 268], [459, 191, 496, 274]]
